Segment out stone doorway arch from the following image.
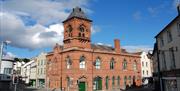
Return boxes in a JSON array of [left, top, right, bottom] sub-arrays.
[[78, 76, 87, 91]]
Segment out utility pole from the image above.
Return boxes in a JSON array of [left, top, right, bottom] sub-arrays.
[[0, 42, 4, 73]]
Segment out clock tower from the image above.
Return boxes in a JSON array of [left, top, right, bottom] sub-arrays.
[[63, 7, 92, 49]]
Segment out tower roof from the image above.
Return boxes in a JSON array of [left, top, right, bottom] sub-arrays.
[[63, 7, 92, 23]]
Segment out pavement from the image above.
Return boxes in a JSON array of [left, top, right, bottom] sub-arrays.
[[22, 87, 154, 91], [125, 88, 154, 91]]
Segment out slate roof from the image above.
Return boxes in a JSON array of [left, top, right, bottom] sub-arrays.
[[91, 44, 131, 54], [91, 44, 114, 52], [63, 7, 92, 23]]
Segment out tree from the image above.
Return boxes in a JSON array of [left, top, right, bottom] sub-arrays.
[[14, 57, 30, 63]]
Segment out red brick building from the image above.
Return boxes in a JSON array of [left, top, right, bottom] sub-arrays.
[[46, 7, 141, 91]]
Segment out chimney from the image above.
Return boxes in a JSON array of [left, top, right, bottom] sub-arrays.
[[177, 4, 180, 15], [114, 39, 121, 53]]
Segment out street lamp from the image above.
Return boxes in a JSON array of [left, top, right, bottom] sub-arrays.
[[0, 40, 11, 73]]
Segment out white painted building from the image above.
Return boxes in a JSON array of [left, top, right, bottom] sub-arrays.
[[21, 60, 35, 85], [13, 61, 25, 76], [36, 52, 46, 88], [140, 52, 153, 78], [0, 55, 14, 81], [29, 59, 37, 87]]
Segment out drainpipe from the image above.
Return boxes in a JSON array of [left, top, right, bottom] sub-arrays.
[[61, 53, 63, 91], [92, 49, 94, 91]]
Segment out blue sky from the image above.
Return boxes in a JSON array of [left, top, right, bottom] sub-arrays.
[[0, 0, 179, 58]]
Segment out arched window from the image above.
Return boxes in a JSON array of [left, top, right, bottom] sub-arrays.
[[123, 59, 127, 70], [110, 58, 115, 70], [117, 76, 120, 86], [67, 25, 72, 37], [78, 33, 81, 37], [112, 76, 115, 87], [124, 76, 127, 88], [79, 25, 85, 37], [79, 26, 85, 32], [133, 60, 137, 71], [133, 76, 136, 85], [79, 56, 85, 69], [82, 33, 85, 37], [95, 57, 101, 69], [105, 76, 109, 89], [66, 56, 72, 69], [67, 77, 71, 87], [128, 76, 132, 85]]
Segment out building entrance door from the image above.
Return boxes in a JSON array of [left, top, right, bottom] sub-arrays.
[[78, 82, 86, 91]]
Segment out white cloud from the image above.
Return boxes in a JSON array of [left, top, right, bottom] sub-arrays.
[[91, 25, 101, 34], [122, 45, 153, 53], [133, 11, 142, 20], [0, 12, 63, 50], [1, 0, 90, 25], [147, 7, 158, 17], [147, 0, 178, 17], [0, 0, 97, 50]]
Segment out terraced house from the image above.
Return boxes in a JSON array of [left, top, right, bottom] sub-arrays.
[[46, 7, 142, 91]]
